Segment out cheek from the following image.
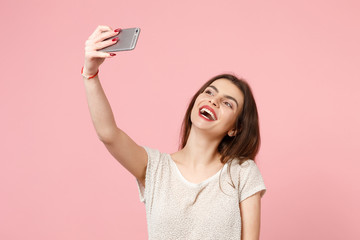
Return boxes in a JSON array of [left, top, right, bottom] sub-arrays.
[[190, 107, 196, 119], [190, 105, 199, 120], [195, 95, 206, 103], [191, 96, 205, 113], [223, 110, 238, 125]]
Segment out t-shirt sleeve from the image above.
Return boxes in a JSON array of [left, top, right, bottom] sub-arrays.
[[238, 160, 267, 202], [135, 146, 161, 203]]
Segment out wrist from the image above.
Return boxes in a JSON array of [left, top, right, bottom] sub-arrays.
[[81, 66, 99, 79]]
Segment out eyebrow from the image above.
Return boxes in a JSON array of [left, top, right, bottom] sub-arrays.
[[208, 85, 239, 107]]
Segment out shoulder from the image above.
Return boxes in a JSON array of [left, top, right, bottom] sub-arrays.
[[142, 146, 169, 166], [228, 158, 259, 174], [143, 146, 161, 158], [227, 158, 265, 186]]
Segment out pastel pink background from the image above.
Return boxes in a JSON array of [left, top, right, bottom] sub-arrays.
[[1, 0, 359, 239]]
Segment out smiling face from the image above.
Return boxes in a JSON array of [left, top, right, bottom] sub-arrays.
[[190, 78, 244, 138]]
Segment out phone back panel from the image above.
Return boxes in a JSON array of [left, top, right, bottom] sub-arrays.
[[100, 27, 140, 52]]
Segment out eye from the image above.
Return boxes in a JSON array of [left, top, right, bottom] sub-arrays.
[[224, 101, 233, 108], [204, 89, 213, 95]]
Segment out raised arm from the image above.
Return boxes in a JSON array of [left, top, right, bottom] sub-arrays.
[[82, 25, 147, 186]]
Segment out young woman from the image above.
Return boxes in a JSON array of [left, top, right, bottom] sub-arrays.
[[82, 25, 267, 240]]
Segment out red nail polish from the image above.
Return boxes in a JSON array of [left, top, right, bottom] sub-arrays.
[[110, 53, 116, 56], [114, 28, 121, 32], [112, 37, 118, 42]]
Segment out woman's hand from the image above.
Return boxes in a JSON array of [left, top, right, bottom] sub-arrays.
[[83, 25, 120, 76]]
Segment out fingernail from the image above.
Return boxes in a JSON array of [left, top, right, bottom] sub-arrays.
[[110, 53, 116, 56], [112, 37, 119, 42], [114, 28, 121, 32]]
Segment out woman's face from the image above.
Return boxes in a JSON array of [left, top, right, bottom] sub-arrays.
[[190, 78, 244, 138]]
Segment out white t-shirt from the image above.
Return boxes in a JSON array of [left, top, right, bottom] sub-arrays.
[[136, 146, 266, 240]]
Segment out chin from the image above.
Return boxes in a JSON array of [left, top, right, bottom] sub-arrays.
[[190, 113, 215, 132]]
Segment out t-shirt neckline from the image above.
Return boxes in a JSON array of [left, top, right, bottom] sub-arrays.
[[167, 153, 228, 187]]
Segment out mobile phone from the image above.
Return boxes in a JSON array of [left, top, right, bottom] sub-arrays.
[[99, 27, 141, 52]]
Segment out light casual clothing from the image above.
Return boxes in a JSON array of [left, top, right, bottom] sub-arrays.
[[136, 146, 266, 240]]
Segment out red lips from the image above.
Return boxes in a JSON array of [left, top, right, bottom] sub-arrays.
[[199, 105, 217, 121]]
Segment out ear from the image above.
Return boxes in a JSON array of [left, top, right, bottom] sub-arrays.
[[227, 129, 237, 137]]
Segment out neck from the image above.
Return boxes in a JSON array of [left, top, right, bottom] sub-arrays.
[[177, 127, 225, 169]]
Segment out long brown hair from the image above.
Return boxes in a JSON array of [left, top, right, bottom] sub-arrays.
[[179, 73, 260, 190]]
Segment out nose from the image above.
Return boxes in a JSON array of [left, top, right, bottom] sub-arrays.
[[209, 97, 219, 107]]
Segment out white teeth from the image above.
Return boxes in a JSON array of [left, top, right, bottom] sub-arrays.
[[201, 114, 210, 120], [200, 108, 216, 120]]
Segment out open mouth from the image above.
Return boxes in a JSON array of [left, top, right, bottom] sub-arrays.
[[199, 106, 217, 121]]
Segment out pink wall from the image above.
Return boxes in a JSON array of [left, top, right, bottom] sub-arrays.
[[1, 0, 359, 239]]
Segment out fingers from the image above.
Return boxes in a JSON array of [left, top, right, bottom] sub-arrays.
[[85, 39, 117, 57], [88, 25, 113, 40], [85, 36, 118, 54], [94, 37, 119, 51], [93, 29, 120, 43], [89, 25, 121, 44], [87, 26, 120, 49], [83, 25, 119, 72], [85, 25, 121, 58], [85, 49, 115, 59]]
